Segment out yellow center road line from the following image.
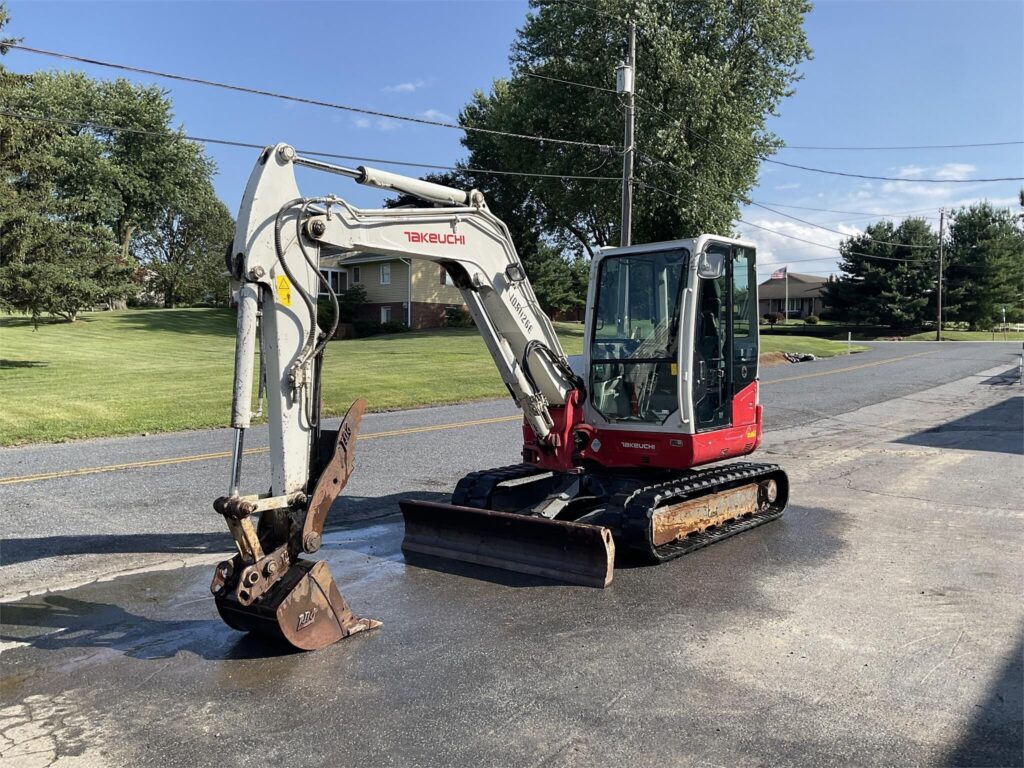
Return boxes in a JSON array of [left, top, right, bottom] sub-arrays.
[[0, 414, 522, 486], [765, 350, 934, 385], [0, 351, 935, 487]]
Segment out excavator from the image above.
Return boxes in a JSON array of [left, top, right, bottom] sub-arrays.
[[211, 143, 789, 650]]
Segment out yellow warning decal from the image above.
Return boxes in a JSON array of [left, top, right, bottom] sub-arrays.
[[670, 363, 678, 376], [746, 430, 757, 439], [275, 275, 292, 307]]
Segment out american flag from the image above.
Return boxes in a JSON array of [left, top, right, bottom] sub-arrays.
[[770, 266, 788, 280]]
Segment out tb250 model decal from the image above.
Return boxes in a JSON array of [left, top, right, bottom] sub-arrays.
[[404, 231, 466, 245]]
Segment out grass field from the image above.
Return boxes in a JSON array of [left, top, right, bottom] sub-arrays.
[[1, 309, 861, 446], [903, 330, 1024, 341]]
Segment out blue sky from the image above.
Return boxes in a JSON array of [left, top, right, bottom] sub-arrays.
[[5, 0, 1022, 277]]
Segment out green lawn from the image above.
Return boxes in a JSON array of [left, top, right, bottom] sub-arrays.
[[762, 335, 867, 357], [903, 330, 1024, 341], [0, 309, 857, 446]]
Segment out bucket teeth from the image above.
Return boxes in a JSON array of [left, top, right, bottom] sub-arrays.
[[214, 559, 380, 651]]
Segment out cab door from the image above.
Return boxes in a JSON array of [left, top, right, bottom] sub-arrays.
[[690, 243, 759, 433], [691, 243, 733, 431]]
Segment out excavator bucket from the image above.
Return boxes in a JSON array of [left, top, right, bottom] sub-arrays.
[[211, 399, 380, 651], [399, 500, 615, 588], [214, 559, 380, 651]]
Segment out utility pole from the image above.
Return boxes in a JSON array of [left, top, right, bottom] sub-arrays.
[[617, 22, 636, 248], [936, 207, 945, 341]]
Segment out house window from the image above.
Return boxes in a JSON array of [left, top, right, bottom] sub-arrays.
[[439, 264, 454, 286], [380, 263, 391, 285], [352, 267, 361, 283], [381, 306, 392, 323], [318, 269, 347, 296]]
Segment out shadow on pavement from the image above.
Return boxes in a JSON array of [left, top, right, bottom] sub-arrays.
[[896, 397, 1023, 456], [401, 550, 577, 588], [945, 627, 1024, 767], [978, 366, 1023, 387], [0, 492, 447, 566], [0, 594, 296, 661]]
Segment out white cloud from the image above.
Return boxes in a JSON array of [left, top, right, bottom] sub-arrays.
[[421, 108, 454, 123], [895, 165, 925, 179], [774, 182, 801, 191], [935, 163, 976, 181], [737, 217, 845, 278], [352, 116, 401, 131], [383, 79, 427, 93], [880, 181, 956, 199]]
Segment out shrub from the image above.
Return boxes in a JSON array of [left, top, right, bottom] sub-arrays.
[[804, 315, 819, 325], [763, 312, 783, 328], [380, 320, 408, 334], [353, 319, 380, 337], [336, 284, 367, 322], [445, 306, 473, 327], [316, 298, 337, 335]]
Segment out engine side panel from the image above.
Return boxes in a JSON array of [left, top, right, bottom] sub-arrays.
[[522, 381, 761, 472]]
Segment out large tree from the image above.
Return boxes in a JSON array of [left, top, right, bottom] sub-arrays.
[[459, 0, 813, 255], [0, 16, 231, 320], [0, 69, 132, 321], [823, 219, 938, 328], [942, 202, 1024, 330], [132, 178, 234, 307]]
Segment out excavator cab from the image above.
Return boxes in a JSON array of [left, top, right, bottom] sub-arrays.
[[585, 237, 759, 438]]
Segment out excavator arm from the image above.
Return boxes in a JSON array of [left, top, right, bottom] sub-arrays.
[[211, 144, 596, 650]]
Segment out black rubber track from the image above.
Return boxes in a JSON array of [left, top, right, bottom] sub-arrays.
[[615, 462, 790, 563]]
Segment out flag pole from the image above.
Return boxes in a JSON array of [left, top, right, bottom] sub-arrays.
[[784, 268, 788, 323]]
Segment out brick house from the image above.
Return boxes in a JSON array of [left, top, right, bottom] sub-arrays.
[[318, 248, 469, 329], [758, 273, 829, 319]]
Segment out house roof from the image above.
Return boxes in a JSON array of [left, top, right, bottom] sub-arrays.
[[318, 247, 403, 268], [758, 273, 829, 300]]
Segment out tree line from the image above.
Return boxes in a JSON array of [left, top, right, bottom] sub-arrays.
[[0, 6, 233, 323], [823, 201, 1024, 331]]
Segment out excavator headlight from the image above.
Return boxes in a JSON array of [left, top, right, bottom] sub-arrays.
[[505, 264, 526, 283]]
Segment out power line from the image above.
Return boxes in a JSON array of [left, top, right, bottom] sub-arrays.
[[780, 140, 1024, 151], [5, 44, 620, 153], [750, 201, 939, 218], [638, 154, 940, 251], [748, 201, 937, 249], [636, 180, 934, 264], [764, 157, 1022, 184], [522, 70, 618, 94], [634, 110, 1022, 184], [0, 109, 623, 182]]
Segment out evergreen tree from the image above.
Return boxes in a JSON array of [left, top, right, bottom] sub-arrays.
[[943, 202, 1024, 329], [823, 219, 938, 328]]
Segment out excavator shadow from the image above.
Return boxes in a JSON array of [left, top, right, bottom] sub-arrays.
[[401, 551, 575, 588], [0, 594, 300, 661], [1, 492, 450, 567]]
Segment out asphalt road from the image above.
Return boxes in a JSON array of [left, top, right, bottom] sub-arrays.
[[0, 341, 1020, 598], [0, 342, 1021, 767]]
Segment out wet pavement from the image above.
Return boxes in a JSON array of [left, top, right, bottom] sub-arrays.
[[1, 356, 1022, 766]]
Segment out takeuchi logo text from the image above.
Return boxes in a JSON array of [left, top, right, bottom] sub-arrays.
[[404, 231, 466, 245]]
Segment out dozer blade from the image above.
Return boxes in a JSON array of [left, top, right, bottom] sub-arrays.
[[214, 559, 381, 651], [399, 499, 615, 588]]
